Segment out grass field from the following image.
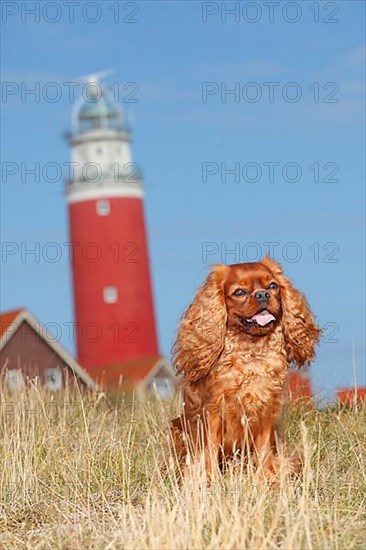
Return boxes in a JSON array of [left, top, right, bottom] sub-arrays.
[[0, 384, 365, 550]]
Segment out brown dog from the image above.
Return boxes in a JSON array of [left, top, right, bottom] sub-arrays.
[[171, 258, 320, 479]]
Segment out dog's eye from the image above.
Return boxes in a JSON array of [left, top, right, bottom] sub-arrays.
[[233, 288, 248, 297], [268, 282, 278, 290]]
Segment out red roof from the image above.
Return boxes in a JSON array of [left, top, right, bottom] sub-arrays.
[[86, 355, 165, 389], [0, 309, 24, 339], [337, 387, 366, 405], [287, 371, 312, 401]]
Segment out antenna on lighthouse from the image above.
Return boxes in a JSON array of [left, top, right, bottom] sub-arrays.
[[74, 68, 115, 84]]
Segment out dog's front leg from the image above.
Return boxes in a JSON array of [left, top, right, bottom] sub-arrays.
[[253, 416, 279, 479], [201, 413, 221, 481]]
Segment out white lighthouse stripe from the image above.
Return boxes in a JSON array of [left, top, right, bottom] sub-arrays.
[[66, 185, 144, 204]]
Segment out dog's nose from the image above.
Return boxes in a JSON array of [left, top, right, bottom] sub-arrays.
[[255, 290, 270, 303]]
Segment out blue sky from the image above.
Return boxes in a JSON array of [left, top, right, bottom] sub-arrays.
[[1, 1, 365, 400]]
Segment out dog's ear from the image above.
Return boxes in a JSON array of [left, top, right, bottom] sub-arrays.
[[173, 264, 229, 382], [262, 257, 321, 368]]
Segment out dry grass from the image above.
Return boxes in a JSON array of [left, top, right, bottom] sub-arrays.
[[0, 383, 365, 549]]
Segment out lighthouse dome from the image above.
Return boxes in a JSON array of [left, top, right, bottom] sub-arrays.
[[74, 84, 125, 134]]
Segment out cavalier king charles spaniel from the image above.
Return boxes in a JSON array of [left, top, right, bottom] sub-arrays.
[[171, 257, 320, 479]]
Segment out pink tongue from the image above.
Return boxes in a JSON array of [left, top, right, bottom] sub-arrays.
[[250, 310, 276, 326]]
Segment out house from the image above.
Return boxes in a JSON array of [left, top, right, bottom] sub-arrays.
[[87, 355, 175, 399], [337, 387, 366, 407], [0, 309, 96, 391], [0, 309, 175, 398]]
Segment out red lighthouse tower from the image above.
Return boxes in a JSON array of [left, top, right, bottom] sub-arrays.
[[66, 75, 159, 376]]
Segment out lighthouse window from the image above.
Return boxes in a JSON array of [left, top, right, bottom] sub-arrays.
[[103, 286, 118, 304], [96, 199, 110, 216]]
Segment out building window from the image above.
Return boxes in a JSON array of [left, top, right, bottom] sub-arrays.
[[96, 199, 110, 216], [5, 369, 25, 392], [44, 367, 63, 391], [151, 377, 174, 400], [103, 286, 118, 304]]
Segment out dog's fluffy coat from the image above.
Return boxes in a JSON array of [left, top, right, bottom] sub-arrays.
[[171, 257, 320, 478]]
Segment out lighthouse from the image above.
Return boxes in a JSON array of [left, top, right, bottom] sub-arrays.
[[66, 75, 159, 378]]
